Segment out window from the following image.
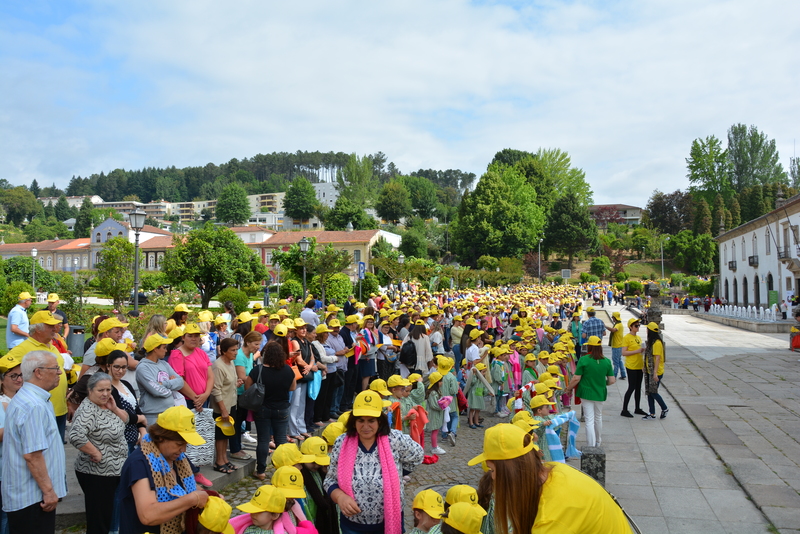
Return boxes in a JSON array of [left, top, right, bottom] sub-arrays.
[[265, 252, 273, 265], [249, 234, 256, 243], [96, 252, 101, 264], [788, 277, 793, 291], [118, 231, 123, 237], [353, 250, 361, 262], [106, 232, 112, 241], [39, 258, 44, 267], [732, 242, 736, 261], [47, 257, 52, 268], [766, 229, 771, 255], [83, 255, 88, 267], [752, 235, 757, 256], [148, 255, 155, 268], [95, 233, 101, 243], [741, 237, 746, 261], [57, 256, 63, 268]]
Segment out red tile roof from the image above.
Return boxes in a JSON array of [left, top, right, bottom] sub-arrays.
[[0, 238, 90, 253], [261, 230, 381, 246], [229, 226, 276, 234], [140, 236, 176, 249]]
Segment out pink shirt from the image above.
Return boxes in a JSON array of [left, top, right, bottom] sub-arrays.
[[169, 347, 211, 398]]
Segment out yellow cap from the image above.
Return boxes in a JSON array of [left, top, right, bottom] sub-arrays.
[[98, 317, 128, 334], [328, 318, 342, 328], [469, 329, 484, 340], [282, 318, 296, 330], [183, 323, 201, 335], [427, 371, 443, 389], [252, 302, 263, 310], [300, 436, 330, 466], [47, 293, 59, 302], [277, 308, 289, 316], [369, 379, 391, 396], [530, 395, 556, 409], [215, 415, 235, 436], [444, 502, 487, 534], [197, 310, 214, 322], [510, 411, 533, 424], [412, 489, 445, 519], [337, 411, 350, 425], [17, 292, 32, 301], [237, 311, 253, 323], [199, 496, 234, 534], [628, 318, 641, 328], [271, 466, 306, 498], [322, 422, 346, 447], [407, 373, 421, 383], [272, 324, 288, 337], [156, 406, 205, 446], [272, 443, 315, 468], [95, 337, 129, 357], [0, 353, 22, 372], [293, 318, 307, 328], [144, 334, 171, 352], [316, 324, 332, 334], [174, 303, 190, 313], [352, 390, 384, 418], [445, 484, 479, 506], [474, 363, 486, 371], [236, 485, 286, 514], [547, 365, 564, 377], [586, 335, 602, 346], [168, 326, 185, 340], [534, 382, 551, 395], [467, 423, 536, 466], [544, 379, 562, 391], [513, 418, 542, 438], [30, 310, 62, 325], [387, 375, 411, 389]]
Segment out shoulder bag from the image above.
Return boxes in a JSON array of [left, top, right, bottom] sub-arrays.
[[239, 363, 265, 411]]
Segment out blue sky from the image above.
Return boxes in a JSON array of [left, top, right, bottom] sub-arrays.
[[2, 0, 798, 206]]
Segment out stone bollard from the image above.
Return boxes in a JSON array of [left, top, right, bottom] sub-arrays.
[[580, 446, 606, 487]]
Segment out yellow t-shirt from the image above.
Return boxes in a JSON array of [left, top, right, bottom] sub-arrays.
[[610, 325, 624, 349], [165, 318, 177, 334], [622, 333, 643, 370], [7, 338, 68, 416], [533, 463, 632, 533], [651, 340, 665, 376]]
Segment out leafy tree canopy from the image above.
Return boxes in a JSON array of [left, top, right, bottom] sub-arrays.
[[96, 237, 135, 309], [375, 181, 412, 224], [282, 177, 318, 222], [336, 153, 379, 209], [324, 196, 377, 231], [215, 182, 251, 226], [727, 123, 787, 192], [543, 192, 600, 269]]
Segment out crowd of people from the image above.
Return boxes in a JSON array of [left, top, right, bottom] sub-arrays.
[[0, 283, 654, 533]]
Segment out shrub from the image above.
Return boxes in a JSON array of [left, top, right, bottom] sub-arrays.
[[4, 256, 58, 292], [139, 272, 169, 291], [549, 261, 562, 272], [1, 281, 34, 317], [279, 280, 303, 301], [627, 280, 643, 294], [589, 256, 611, 278], [579, 273, 600, 283], [353, 272, 379, 300], [551, 276, 564, 285], [614, 282, 625, 291], [615, 271, 629, 282], [214, 287, 250, 314], [309, 272, 352, 305], [688, 278, 714, 297], [670, 273, 686, 287]]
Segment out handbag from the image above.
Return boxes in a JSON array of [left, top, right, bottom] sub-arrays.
[[291, 365, 303, 381], [239, 364, 265, 411], [307, 370, 322, 400]]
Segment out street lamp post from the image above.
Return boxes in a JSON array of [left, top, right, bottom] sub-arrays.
[[661, 236, 670, 281], [397, 254, 405, 300], [73, 257, 78, 280], [538, 237, 543, 282], [31, 248, 37, 294], [299, 237, 310, 301], [130, 209, 146, 316]]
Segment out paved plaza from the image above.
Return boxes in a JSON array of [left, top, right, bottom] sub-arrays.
[[56, 305, 800, 534]]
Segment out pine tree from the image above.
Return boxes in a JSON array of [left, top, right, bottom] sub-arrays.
[[693, 198, 712, 235]]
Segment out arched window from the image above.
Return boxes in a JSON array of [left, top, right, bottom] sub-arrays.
[[83, 255, 88, 268], [95, 233, 101, 243], [47, 257, 52, 269], [148, 254, 155, 268], [57, 256, 63, 268], [106, 232, 112, 241], [95, 251, 101, 264], [766, 229, 771, 255], [741, 237, 746, 261], [118, 231, 123, 237], [38, 258, 44, 267]]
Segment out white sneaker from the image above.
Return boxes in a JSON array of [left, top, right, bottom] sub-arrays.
[[242, 431, 257, 444], [447, 433, 456, 447], [432, 446, 447, 454]]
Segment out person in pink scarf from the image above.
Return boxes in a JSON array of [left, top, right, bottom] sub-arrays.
[[324, 390, 424, 534]]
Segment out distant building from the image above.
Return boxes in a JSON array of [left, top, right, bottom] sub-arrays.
[[248, 193, 285, 214], [38, 195, 104, 209], [588, 204, 642, 227], [314, 182, 339, 209]]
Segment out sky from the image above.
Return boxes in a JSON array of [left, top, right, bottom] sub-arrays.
[[1, 0, 798, 206]]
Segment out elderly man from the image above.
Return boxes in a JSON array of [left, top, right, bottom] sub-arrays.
[[2, 350, 67, 534], [581, 307, 606, 354], [5, 311, 69, 442], [80, 316, 129, 374], [5, 292, 32, 349], [45, 293, 69, 341]]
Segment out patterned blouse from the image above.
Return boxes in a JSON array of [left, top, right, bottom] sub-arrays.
[[324, 429, 424, 526], [68, 397, 127, 476]]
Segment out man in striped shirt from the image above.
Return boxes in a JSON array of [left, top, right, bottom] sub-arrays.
[[2, 350, 67, 534]]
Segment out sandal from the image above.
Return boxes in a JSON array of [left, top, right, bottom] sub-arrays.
[[213, 464, 234, 474], [269, 441, 276, 449], [301, 433, 312, 438], [225, 462, 239, 471], [286, 436, 297, 443], [252, 471, 266, 481], [230, 451, 252, 460]]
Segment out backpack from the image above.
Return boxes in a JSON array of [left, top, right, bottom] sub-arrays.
[[399, 341, 417, 368]]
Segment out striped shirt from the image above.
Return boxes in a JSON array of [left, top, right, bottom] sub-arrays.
[[2, 382, 67, 512]]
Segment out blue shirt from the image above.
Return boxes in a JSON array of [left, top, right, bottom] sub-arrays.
[[5, 305, 29, 349], [2, 382, 67, 512], [581, 316, 606, 345], [0, 402, 5, 481]]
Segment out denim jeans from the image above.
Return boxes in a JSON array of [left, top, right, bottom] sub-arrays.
[[611, 347, 626, 378], [331, 381, 344, 414], [254, 406, 290, 473], [647, 375, 668, 414]]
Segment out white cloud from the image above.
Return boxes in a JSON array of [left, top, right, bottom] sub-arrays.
[[1, 0, 798, 207]]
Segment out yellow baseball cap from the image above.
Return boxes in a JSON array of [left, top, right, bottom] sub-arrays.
[[328, 318, 342, 328], [214, 315, 228, 326], [469, 329, 484, 340], [30, 310, 62, 325], [144, 334, 171, 352], [237, 311, 253, 323], [530, 395, 556, 409], [47, 293, 59, 303], [316, 324, 332, 334], [252, 302, 263, 310], [322, 422, 346, 447], [183, 323, 201, 335], [300, 436, 330, 466], [174, 303, 190, 313], [412, 489, 445, 519], [646, 322, 660, 332], [271, 466, 306, 498], [17, 292, 32, 301], [236, 485, 286, 514], [337, 411, 350, 425], [95, 337, 129, 357], [513, 418, 542, 437], [156, 406, 205, 446], [272, 324, 288, 337], [168, 326, 185, 339], [277, 308, 289, 316], [407, 373, 421, 383], [293, 318, 307, 328], [427, 371, 443, 389], [387, 375, 411, 389], [0, 354, 22, 373], [214, 415, 235, 436], [345, 315, 360, 324], [444, 502, 487, 534], [586, 335, 602, 346], [510, 410, 533, 424], [445, 485, 479, 506], [544, 379, 562, 391], [352, 390, 383, 417], [369, 378, 391, 396], [547, 365, 564, 377], [468, 423, 537, 466], [98, 317, 129, 333], [197, 310, 214, 322], [628, 318, 641, 328], [281, 318, 296, 330], [474, 363, 486, 371], [199, 496, 234, 534], [272, 443, 315, 468]]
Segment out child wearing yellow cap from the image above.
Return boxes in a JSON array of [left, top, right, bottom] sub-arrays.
[[298, 436, 338, 532], [440, 502, 487, 534], [489, 349, 511, 417], [235, 484, 286, 533], [464, 364, 492, 429], [406, 373, 425, 406], [409, 489, 445, 533], [426, 372, 447, 455]]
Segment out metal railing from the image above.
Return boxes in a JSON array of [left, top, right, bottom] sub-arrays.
[[748, 255, 759, 267], [728, 261, 737, 271]]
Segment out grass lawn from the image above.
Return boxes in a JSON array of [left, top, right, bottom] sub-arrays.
[[624, 261, 675, 280]]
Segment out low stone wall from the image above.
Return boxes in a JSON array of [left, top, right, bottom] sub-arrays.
[[683, 311, 793, 333]]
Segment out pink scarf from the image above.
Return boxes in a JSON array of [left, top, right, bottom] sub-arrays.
[[338, 434, 402, 534]]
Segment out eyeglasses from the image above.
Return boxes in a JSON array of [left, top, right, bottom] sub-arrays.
[[111, 365, 128, 371], [6, 373, 22, 381], [37, 366, 62, 372]]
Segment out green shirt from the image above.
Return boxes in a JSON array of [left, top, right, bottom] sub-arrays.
[[574, 356, 613, 402]]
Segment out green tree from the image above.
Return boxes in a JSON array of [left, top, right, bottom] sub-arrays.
[[644, 190, 694, 235], [43, 202, 56, 220], [215, 182, 250, 225], [306, 245, 352, 304], [400, 230, 427, 259], [543, 193, 599, 269], [283, 177, 318, 222], [666, 230, 715, 275], [727, 123, 787, 192], [273, 239, 317, 281], [790, 157, 800, 189], [23, 218, 56, 242], [710, 194, 726, 236], [536, 148, 593, 205], [401, 175, 438, 219], [491, 149, 535, 167], [477, 255, 499, 271], [162, 223, 268, 308], [96, 237, 135, 309], [692, 198, 712, 235], [451, 164, 545, 265], [30, 179, 41, 198], [686, 135, 732, 202], [308, 272, 352, 305], [728, 197, 741, 228], [0, 187, 40, 226], [74, 197, 95, 238], [55, 195, 71, 221], [324, 196, 377, 231], [4, 256, 56, 291], [336, 154, 379, 208], [375, 181, 412, 223], [590, 256, 612, 278]]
